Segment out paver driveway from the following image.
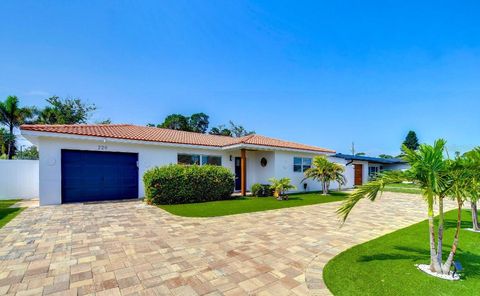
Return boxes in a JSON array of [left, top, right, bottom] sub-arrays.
[[0, 193, 455, 296]]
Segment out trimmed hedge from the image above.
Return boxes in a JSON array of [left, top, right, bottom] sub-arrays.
[[143, 164, 235, 205], [251, 183, 273, 197]]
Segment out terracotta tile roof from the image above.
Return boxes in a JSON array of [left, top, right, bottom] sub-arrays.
[[20, 124, 335, 153], [235, 134, 335, 153]]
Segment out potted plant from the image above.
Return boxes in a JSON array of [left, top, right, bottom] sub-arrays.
[[269, 177, 297, 200]]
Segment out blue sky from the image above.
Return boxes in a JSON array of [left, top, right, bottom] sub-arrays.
[[1, 1, 480, 156]]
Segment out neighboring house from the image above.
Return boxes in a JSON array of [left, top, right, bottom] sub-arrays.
[[334, 153, 409, 186], [21, 124, 355, 205]]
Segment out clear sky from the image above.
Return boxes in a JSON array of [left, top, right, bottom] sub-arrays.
[[1, 1, 479, 156]]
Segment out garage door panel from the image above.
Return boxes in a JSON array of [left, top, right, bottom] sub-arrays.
[[61, 150, 139, 203]]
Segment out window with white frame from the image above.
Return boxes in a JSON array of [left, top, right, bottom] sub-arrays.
[[293, 157, 312, 172], [178, 154, 222, 166]]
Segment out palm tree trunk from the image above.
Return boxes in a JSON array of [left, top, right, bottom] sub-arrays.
[[437, 196, 444, 265], [7, 124, 13, 159], [472, 201, 479, 231], [442, 198, 462, 274], [428, 201, 442, 273]]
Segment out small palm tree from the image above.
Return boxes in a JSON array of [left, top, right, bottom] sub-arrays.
[[269, 177, 296, 198], [338, 139, 470, 275], [303, 155, 347, 195], [0, 96, 36, 159]]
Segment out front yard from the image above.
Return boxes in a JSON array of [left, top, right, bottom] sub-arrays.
[[323, 209, 480, 295], [159, 191, 348, 217], [383, 182, 422, 194], [0, 199, 24, 228]]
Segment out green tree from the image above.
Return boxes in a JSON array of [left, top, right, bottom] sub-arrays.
[[188, 113, 209, 133], [0, 96, 36, 159], [378, 154, 394, 159], [16, 146, 39, 160], [229, 121, 255, 137], [463, 148, 480, 231], [209, 125, 232, 136], [338, 140, 472, 275], [36, 96, 96, 124], [96, 118, 112, 124], [0, 127, 10, 156], [402, 130, 419, 151], [159, 114, 191, 131], [303, 155, 347, 195], [209, 121, 255, 137]]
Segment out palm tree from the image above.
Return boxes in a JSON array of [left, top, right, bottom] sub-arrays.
[[269, 177, 296, 198], [463, 148, 480, 231], [0, 96, 36, 159], [438, 154, 476, 273], [338, 139, 467, 275], [303, 155, 347, 195]]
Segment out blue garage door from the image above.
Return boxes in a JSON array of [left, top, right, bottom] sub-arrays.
[[61, 150, 139, 203]]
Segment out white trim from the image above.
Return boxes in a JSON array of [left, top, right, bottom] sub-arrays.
[[21, 130, 335, 154], [222, 143, 333, 155]]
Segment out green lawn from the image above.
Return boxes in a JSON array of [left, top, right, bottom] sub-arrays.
[[0, 199, 24, 228], [383, 182, 422, 194], [324, 209, 480, 296], [158, 191, 348, 217]]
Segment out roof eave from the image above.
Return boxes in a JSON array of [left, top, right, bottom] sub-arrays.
[[223, 143, 335, 154]]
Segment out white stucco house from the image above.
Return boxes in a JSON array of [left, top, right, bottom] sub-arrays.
[[334, 153, 409, 186], [21, 124, 356, 205]]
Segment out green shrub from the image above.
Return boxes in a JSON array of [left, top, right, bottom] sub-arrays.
[[143, 164, 235, 205], [251, 183, 273, 197]]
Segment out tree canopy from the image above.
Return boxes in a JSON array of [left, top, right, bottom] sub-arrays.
[[36, 96, 96, 124], [402, 130, 419, 151], [209, 121, 255, 137], [0, 96, 36, 158], [152, 113, 254, 137]]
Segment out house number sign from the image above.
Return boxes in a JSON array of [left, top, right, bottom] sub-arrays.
[[98, 145, 108, 151]]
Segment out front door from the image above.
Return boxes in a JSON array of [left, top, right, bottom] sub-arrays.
[[354, 164, 363, 186], [235, 157, 241, 191]]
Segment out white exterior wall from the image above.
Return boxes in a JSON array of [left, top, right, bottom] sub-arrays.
[[37, 137, 232, 205], [33, 135, 354, 205], [0, 160, 39, 199], [272, 151, 354, 193]]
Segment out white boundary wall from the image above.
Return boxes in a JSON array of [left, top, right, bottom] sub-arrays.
[[0, 160, 39, 199]]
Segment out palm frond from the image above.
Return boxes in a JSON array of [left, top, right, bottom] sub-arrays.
[[337, 171, 407, 222]]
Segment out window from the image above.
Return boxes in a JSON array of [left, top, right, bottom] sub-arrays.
[[302, 158, 312, 171], [178, 154, 222, 166], [293, 157, 312, 172], [368, 166, 381, 179], [178, 154, 200, 165], [201, 155, 222, 166]]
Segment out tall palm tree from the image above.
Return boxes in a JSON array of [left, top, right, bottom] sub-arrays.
[[0, 96, 36, 159], [303, 155, 347, 195], [338, 139, 464, 275], [463, 148, 480, 231]]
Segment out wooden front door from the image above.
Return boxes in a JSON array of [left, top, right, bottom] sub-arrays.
[[354, 164, 363, 186]]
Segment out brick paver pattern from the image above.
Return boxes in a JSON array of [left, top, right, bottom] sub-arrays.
[[0, 193, 455, 295]]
